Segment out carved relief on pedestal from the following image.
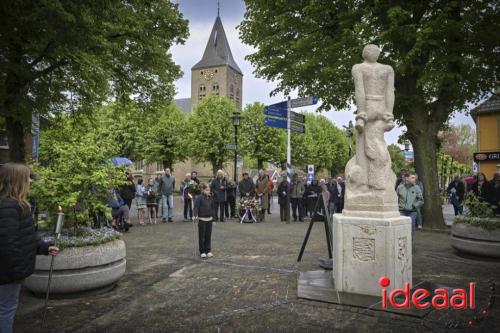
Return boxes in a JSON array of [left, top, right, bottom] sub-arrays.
[[353, 237, 375, 261], [398, 237, 407, 260]]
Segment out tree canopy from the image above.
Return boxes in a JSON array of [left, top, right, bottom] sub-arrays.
[[240, 0, 499, 228], [239, 102, 286, 169], [187, 95, 237, 175], [1, 0, 189, 162]]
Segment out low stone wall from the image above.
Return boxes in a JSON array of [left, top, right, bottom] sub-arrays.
[[23, 239, 126, 295], [451, 222, 500, 258]]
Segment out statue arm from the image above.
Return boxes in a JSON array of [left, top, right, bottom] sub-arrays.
[[385, 66, 395, 115], [352, 65, 366, 114]]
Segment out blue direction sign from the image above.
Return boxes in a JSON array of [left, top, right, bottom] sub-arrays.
[[290, 96, 318, 108], [264, 101, 288, 118], [264, 117, 287, 129], [290, 111, 305, 123]]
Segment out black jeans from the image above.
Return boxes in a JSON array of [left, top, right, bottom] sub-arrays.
[[198, 221, 212, 254], [279, 204, 287, 221], [214, 201, 226, 221], [291, 198, 303, 220], [183, 198, 193, 219], [226, 196, 236, 217]]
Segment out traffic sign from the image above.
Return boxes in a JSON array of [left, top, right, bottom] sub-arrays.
[[307, 174, 314, 182], [290, 96, 318, 108], [290, 122, 305, 133], [264, 117, 287, 129], [264, 101, 288, 118], [307, 165, 315, 174], [290, 111, 305, 123]]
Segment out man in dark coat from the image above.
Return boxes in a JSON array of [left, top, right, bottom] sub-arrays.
[[329, 177, 346, 213], [238, 172, 255, 197], [118, 172, 136, 209], [210, 170, 227, 222], [277, 176, 289, 222]]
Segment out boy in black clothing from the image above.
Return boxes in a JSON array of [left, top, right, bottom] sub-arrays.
[[193, 183, 215, 259]]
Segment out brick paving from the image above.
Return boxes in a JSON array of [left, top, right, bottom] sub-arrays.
[[14, 197, 500, 332]]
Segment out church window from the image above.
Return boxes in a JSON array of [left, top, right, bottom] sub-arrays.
[[201, 71, 203, 75], [230, 84, 234, 99], [215, 69, 218, 73], [199, 84, 206, 92], [212, 83, 219, 91], [236, 88, 240, 104]]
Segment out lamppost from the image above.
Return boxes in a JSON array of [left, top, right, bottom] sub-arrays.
[[231, 112, 241, 182]]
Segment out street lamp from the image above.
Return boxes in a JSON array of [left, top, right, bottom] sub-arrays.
[[231, 112, 241, 182], [404, 140, 411, 152]]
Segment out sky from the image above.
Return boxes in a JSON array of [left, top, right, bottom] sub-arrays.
[[170, 0, 476, 146]]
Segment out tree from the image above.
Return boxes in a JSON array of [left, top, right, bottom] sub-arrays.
[[388, 144, 406, 174], [187, 95, 237, 175], [31, 113, 126, 228], [240, 1, 498, 229], [439, 124, 476, 166], [0, 0, 189, 162], [291, 113, 349, 175], [239, 102, 286, 169], [141, 103, 188, 169]]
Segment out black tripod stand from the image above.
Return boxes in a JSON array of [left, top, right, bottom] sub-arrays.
[[297, 192, 333, 265]]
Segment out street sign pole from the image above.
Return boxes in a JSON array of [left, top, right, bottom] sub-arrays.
[[286, 96, 291, 224]]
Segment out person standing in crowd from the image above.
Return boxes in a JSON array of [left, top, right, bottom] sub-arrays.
[[267, 177, 274, 214], [277, 176, 289, 222], [290, 173, 305, 222], [180, 173, 195, 221], [135, 178, 147, 225], [211, 170, 227, 222], [193, 183, 215, 259], [106, 188, 132, 231], [330, 176, 345, 214], [238, 172, 255, 197], [396, 172, 424, 239], [159, 168, 175, 223], [225, 175, 237, 219], [191, 171, 201, 196], [145, 178, 159, 224], [305, 179, 321, 218], [0, 164, 60, 333], [470, 172, 492, 202], [490, 173, 500, 215], [256, 169, 270, 221], [154, 175, 162, 217], [447, 176, 465, 217], [119, 171, 136, 209], [414, 173, 424, 228]]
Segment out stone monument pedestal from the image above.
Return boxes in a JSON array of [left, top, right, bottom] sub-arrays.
[[332, 213, 412, 297]]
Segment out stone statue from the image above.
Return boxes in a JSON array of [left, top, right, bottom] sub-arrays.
[[344, 44, 398, 214]]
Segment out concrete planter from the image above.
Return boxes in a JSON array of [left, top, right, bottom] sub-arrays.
[[23, 239, 126, 295], [451, 221, 500, 258]]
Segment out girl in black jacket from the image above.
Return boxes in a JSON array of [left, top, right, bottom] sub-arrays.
[[193, 183, 215, 259], [0, 163, 59, 333]]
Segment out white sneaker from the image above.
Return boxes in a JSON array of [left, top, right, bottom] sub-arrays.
[[207, 252, 213, 258], [418, 225, 422, 229], [201, 253, 207, 258]]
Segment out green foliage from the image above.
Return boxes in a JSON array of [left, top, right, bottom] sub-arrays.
[[455, 192, 500, 230], [1, 0, 189, 160], [240, 0, 498, 228], [291, 113, 349, 174], [388, 144, 406, 174], [239, 102, 286, 168], [141, 103, 188, 168], [30, 113, 127, 228], [186, 95, 237, 174]]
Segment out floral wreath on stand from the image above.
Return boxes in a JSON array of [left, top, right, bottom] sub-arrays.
[[237, 197, 261, 223]]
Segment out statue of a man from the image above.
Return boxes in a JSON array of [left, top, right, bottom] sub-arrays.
[[345, 44, 396, 201]]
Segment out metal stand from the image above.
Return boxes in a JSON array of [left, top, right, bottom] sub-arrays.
[[297, 194, 333, 262]]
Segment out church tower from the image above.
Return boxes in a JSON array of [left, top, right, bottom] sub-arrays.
[[191, 15, 243, 109]]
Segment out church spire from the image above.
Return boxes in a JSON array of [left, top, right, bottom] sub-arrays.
[[191, 15, 243, 75], [217, 0, 220, 17]]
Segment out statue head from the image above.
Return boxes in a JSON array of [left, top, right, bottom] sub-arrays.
[[362, 44, 380, 63]]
